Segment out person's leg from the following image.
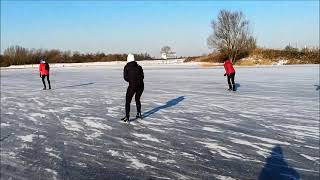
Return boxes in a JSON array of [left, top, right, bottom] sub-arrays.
[[231, 73, 236, 91], [135, 85, 144, 115], [47, 75, 51, 89], [227, 75, 232, 90], [42, 75, 46, 89], [125, 86, 135, 119]]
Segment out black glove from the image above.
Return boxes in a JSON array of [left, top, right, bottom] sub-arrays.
[[224, 73, 226, 76], [40, 73, 42, 77]]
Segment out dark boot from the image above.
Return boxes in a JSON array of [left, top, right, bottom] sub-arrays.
[[232, 84, 236, 91], [228, 84, 232, 91], [121, 117, 129, 122], [136, 112, 142, 119]]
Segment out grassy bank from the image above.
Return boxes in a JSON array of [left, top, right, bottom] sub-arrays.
[[185, 48, 320, 65]]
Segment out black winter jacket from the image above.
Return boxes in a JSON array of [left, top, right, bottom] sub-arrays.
[[123, 61, 144, 87]]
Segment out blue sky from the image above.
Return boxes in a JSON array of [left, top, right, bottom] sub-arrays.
[[1, 0, 319, 57]]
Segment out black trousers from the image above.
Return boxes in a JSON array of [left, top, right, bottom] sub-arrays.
[[227, 73, 235, 88], [41, 75, 51, 89], [125, 84, 144, 118]]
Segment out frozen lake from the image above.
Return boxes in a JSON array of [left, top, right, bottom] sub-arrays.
[[1, 64, 319, 180]]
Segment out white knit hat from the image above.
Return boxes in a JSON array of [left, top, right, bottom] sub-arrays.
[[127, 53, 135, 62]]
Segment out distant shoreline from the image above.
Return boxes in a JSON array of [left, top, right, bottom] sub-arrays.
[[1, 59, 318, 71]]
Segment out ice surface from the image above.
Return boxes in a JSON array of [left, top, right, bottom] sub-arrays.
[[1, 63, 319, 179]]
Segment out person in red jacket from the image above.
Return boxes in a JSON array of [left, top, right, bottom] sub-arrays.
[[223, 57, 236, 91], [39, 59, 51, 90]]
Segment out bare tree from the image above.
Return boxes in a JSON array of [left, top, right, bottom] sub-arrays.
[[4, 45, 29, 65], [207, 10, 256, 63], [160, 46, 171, 54]]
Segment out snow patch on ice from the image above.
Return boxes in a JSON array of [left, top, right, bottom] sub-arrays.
[[286, 124, 318, 134], [62, 118, 83, 132], [48, 152, 62, 160], [18, 134, 35, 142], [256, 150, 270, 158], [106, 106, 121, 116], [272, 124, 319, 138], [48, 109, 59, 113], [1, 122, 11, 127], [45, 147, 62, 159], [45, 147, 53, 152], [300, 154, 319, 162], [148, 127, 166, 133], [229, 137, 270, 158], [230, 138, 261, 149], [203, 126, 222, 133], [214, 175, 236, 180], [16, 102, 26, 108], [180, 152, 196, 160], [123, 153, 149, 169], [147, 155, 158, 162], [129, 159, 148, 169], [26, 116, 40, 123], [83, 118, 112, 130], [29, 113, 45, 118], [140, 120, 164, 126], [290, 130, 318, 139], [85, 131, 103, 140], [81, 152, 96, 157], [258, 143, 276, 148], [241, 134, 290, 145], [132, 133, 161, 143], [304, 145, 319, 150], [45, 168, 58, 180], [198, 140, 245, 160], [61, 106, 83, 112], [162, 159, 176, 164], [77, 162, 87, 167], [211, 119, 237, 125], [107, 150, 120, 157]]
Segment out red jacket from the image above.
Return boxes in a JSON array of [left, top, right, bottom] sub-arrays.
[[224, 59, 235, 75], [39, 63, 49, 75]]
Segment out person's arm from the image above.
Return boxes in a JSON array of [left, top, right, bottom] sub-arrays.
[[140, 66, 144, 80], [223, 63, 228, 76], [231, 63, 235, 73], [39, 64, 42, 77], [123, 65, 129, 82]]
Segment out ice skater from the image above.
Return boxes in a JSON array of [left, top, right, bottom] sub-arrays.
[[39, 59, 51, 90], [223, 57, 236, 91], [121, 54, 144, 122]]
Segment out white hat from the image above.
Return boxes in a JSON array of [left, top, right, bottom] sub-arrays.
[[127, 53, 135, 62]]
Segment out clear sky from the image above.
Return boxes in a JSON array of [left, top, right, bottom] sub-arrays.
[[1, 0, 319, 57]]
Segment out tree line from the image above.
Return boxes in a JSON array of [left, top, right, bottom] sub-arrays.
[[0, 46, 152, 67]]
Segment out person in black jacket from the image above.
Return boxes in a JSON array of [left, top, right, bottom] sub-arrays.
[[121, 54, 144, 122]]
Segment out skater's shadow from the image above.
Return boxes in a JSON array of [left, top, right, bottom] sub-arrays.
[[258, 145, 300, 180], [314, 85, 320, 91], [235, 83, 241, 90], [54, 82, 94, 89], [142, 96, 185, 118]]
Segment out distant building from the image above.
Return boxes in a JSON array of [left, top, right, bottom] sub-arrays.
[[161, 52, 177, 59]]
